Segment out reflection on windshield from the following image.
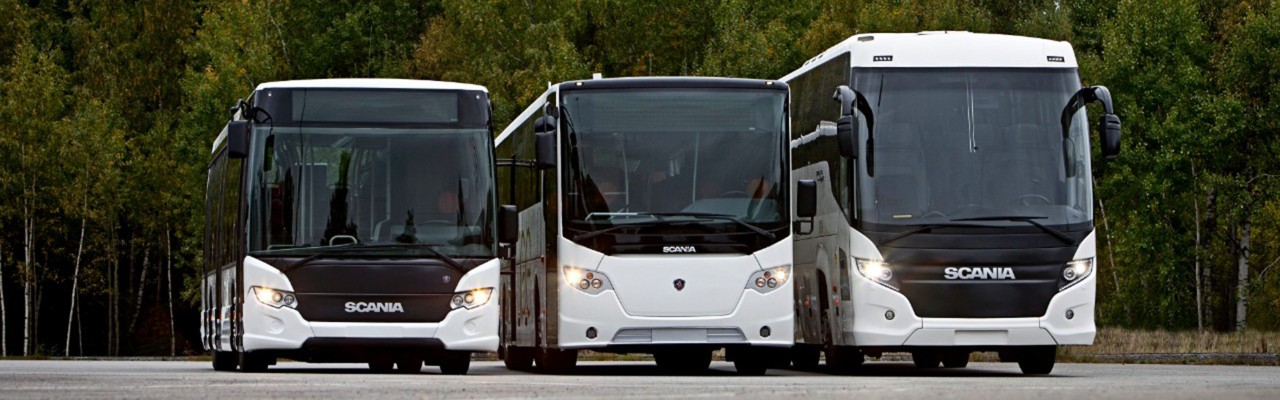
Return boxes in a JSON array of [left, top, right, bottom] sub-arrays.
[[560, 89, 788, 238], [854, 68, 1092, 227], [251, 128, 494, 257]]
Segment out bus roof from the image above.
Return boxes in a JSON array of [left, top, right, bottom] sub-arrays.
[[255, 78, 488, 93], [558, 76, 786, 92], [782, 31, 1078, 82]]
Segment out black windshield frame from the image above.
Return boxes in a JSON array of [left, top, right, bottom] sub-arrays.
[[558, 86, 791, 253], [851, 67, 1094, 233]]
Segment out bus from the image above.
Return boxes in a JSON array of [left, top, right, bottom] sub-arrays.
[[201, 79, 517, 374], [781, 32, 1122, 375], [494, 77, 813, 375]]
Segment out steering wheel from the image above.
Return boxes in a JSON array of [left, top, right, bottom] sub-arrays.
[[719, 190, 748, 198], [1013, 194, 1052, 206]]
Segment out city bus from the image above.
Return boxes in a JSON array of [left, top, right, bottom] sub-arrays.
[[201, 79, 517, 374], [494, 77, 814, 375], [781, 32, 1122, 375]]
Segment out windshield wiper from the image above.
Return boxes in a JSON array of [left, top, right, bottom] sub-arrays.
[[949, 215, 1075, 245], [646, 212, 776, 240], [878, 222, 996, 246], [281, 243, 466, 274], [571, 218, 705, 241]]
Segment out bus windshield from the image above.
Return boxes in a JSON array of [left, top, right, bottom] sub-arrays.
[[250, 127, 495, 258], [559, 88, 789, 245], [853, 68, 1093, 229]]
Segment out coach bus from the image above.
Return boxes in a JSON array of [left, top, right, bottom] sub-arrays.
[[781, 32, 1122, 375], [495, 77, 814, 375], [202, 79, 516, 374]]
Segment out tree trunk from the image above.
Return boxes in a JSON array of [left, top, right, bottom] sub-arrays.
[[166, 228, 175, 356], [1235, 218, 1250, 331], [1093, 176, 1121, 295], [129, 247, 150, 336], [1, 246, 7, 357], [1193, 165, 1203, 332], [23, 197, 32, 356], [65, 212, 86, 357]]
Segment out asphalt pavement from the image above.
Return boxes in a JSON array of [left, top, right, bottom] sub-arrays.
[[0, 360, 1276, 399]]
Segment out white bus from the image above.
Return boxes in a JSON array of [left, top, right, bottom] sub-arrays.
[[201, 79, 517, 374], [494, 77, 813, 375], [781, 32, 1122, 375]]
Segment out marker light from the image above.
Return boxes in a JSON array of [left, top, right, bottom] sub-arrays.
[[855, 259, 899, 290], [564, 266, 612, 295], [1059, 258, 1094, 291], [250, 286, 298, 309], [747, 265, 791, 294], [451, 287, 493, 310]]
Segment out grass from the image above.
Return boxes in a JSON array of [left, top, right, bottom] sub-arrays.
[[1057, 327, 1280, 365]]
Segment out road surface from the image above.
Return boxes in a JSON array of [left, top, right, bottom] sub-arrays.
[[0, 360, 1276, 399]]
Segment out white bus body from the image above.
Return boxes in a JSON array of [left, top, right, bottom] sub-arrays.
[[201, 79, 507, 374], [495, 78, 800, 375], [782, 32, 1121, 374]]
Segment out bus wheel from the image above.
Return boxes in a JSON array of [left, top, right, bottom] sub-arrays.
[[503, 347, 534, 371], [536, 348, 578, 374], [942, 351, 970, 368], [826, 346, 864, 372], [212, 351, 237, 372], [439, 351, 472, 375], [239, 351, 271, 373], [654, 350, 712, 374], [368, 361, 394, 373], [791, 346, 820, 370], [911, 350, 940, 368], [1017, 346, 1057, 375], [395, 358, 423, 374], [732, 355, 768, 376]]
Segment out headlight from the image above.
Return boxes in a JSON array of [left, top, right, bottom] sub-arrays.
[[564, 266, 612, 295], [250, 286, 297, 309], [1059, 258, 1093, 291], [855, 259, 898, 290], [450, 287, 493, 310], [747, 265, 790, 294]]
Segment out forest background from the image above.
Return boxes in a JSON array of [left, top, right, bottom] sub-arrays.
[[1, 0, 1278, 357]]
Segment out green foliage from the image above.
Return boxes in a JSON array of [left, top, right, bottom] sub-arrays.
[[2, 0, 1280, 356]]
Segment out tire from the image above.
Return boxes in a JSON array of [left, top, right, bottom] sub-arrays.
[[826, 346, 864, 372], [368, 361, 395, 373], [503, 347, 535, 371], [212, 351, 238, 372], [942, 351, 971, 368], [1017, 346, 1057, 375], [239, 351, 271, 373], [439, 352, 472, 375], [733, 355, 768, 376], [395, 358, 423, 374], [911, 350, 940, 368], [654, 350, 713, 374], [791, 346, 820, 370], [536, 348, 578, 374]]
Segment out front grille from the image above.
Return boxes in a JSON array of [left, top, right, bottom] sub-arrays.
[[277, 259, 470, 323], [294, 293, 452, 323], [612, 328, 747, 344], [896, 264, 1061, 318]]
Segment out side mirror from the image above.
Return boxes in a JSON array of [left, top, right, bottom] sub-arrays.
[[226, 120, 251, 159], [796, 179, 817, 218], [535, 131, 556, 170], [534, 115, 557, 134], [1100, 113, 1121, 159], [836, 115, 858, 159], [499, 205, 519, 245]]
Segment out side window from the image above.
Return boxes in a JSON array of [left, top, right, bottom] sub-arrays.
[[791, 53, 854, 222]]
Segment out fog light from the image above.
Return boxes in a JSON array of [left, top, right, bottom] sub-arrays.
[[760, 326, 771, 338], [1065, 309, 1075, 320], [885, 310, 896, 320], [591, 278, 603, 289], [579, 279, 590, 290], [586, 327, 598, 339], [755, 277, 766, 288], [766, 278, 777, 288]]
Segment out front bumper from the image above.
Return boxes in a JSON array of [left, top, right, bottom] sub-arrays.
[[241, 257, 500, 353]]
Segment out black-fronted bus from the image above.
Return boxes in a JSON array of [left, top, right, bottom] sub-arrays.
[[201, 79, 515, 374], [495, 77, 809, 375], [782, 32, 1122, 375]]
